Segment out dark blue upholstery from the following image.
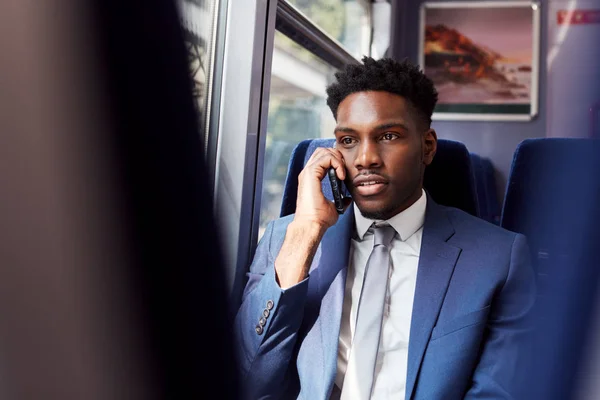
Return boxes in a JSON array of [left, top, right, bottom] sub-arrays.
[[501, 139, 600, 269], [422, 139, 479, 217], [481, 158, 500, 224], [470, 153, 500, 224], [470, 154, 487, 220], [500, 138, 600, 399], [280, 138, 479, 218], [501, 138, 600, 292]]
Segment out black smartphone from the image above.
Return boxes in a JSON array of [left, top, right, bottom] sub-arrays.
[[328, 167, 345, 214]]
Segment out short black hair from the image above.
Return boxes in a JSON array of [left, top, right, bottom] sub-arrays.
[[326, 57, 438, 128]]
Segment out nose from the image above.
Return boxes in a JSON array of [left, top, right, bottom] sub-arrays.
[[353, 140, 382, 169]]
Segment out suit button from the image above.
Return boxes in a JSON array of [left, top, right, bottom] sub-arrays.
[[259, 317, 266, 326], [266, 300, 274, 310], [255, 325, 263, 335], [263, 309, 270, 318]]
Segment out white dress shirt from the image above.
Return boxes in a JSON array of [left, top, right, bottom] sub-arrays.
[[334, 189, 427, 399]]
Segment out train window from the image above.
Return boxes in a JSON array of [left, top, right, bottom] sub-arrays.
[[286, 0, 371, 59], [257, 31, 337, 240], [177, 0, 220, 153]]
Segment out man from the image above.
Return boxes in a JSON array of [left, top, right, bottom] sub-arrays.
[[234, 57, 535, 399]]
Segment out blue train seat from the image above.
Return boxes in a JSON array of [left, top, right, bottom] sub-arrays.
[[500, 139, 600, 399], [471, 153, 501, 224], [501, 138, 600, 274]]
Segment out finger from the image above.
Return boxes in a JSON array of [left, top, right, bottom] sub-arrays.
[[305, 147, 344, 169], [313, 148, 345, 180], [324, 148, 346, 180], [304, 151, 345, 180], [304, 147, 330, 166], [316, 153, 346, 180], [329, 147, 343, 159]]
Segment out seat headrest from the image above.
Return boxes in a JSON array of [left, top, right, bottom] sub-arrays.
[[502, 138, 600, 240], [424, 139, 479, 216]]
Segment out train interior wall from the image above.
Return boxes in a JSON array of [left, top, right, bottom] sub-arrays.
[[392, 0, 600, 206]]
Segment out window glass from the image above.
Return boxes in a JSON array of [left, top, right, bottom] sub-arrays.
[[258, 31, 337, 239], [177, 0, 218, 151], [287, 0, 371, 59]]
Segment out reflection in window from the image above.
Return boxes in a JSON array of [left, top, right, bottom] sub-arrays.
[[177, 0, 218, 150], [287, 0, 371, 59], [258, 32, 338, 240]]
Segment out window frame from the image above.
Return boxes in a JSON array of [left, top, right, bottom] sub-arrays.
[[249, 1, 365, 254], [275, 0, 363, 69], [213, 0, 370, 312], [178, 0, 228, 198]]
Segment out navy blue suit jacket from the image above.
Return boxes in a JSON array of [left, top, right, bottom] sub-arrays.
[[234, 197, 535, 399]]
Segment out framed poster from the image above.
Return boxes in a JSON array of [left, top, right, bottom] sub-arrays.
[[419, 1, 540, 121]]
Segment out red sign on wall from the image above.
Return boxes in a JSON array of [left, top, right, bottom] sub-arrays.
[[557, 9, 600, 24]]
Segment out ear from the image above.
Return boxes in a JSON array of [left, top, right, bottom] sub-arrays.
[[423, 129, 437, 166]]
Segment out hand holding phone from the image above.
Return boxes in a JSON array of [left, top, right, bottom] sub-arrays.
[[328, 167, 346, 214], [294, 148, 347, 229]]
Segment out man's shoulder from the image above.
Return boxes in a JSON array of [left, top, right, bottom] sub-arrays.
[[440, 205, 521, 245]]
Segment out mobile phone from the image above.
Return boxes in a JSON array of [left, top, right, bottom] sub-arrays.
[[328, 167, 345, 214]]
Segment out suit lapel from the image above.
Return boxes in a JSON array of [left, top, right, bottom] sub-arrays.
[[405, 199, 461, 400], [303, 206, 353, 398]]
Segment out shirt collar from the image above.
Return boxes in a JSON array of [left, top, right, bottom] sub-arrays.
[[353, 189, 427, 241]]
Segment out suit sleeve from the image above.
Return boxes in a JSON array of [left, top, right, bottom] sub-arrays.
[[464, 233, 536, 399], [233, 220, 309, 399]]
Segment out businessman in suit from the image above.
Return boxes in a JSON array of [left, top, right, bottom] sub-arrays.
[[234, 57, 535, 399]]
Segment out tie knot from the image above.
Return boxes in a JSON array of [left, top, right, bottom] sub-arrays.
[[373, 224, 395, 247]]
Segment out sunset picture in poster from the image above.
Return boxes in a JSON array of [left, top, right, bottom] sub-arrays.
[[419, 2, 540, 120]]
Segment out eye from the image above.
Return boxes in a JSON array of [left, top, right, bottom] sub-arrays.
[[381, 132, 399, 141], [340, 137, 356, 146]]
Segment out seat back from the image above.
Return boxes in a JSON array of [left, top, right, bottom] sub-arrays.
[[422, 139, 479, 217], [501, 138, 600, 292], [481, 157, 501, 224], [471, 153, 500, 224], [280, 138, 479, 217], [500, 139, 600, 400]]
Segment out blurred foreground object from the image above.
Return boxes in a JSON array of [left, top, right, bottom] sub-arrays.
[[0, 0, 237, 398]]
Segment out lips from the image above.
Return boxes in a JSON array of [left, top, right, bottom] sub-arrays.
[[352, 174, 388, 196]]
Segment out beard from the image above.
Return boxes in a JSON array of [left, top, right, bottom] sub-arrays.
[[358, 203, 400, 221]]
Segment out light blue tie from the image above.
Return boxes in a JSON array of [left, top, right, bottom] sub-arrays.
[[341, 224, 396, 399]]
